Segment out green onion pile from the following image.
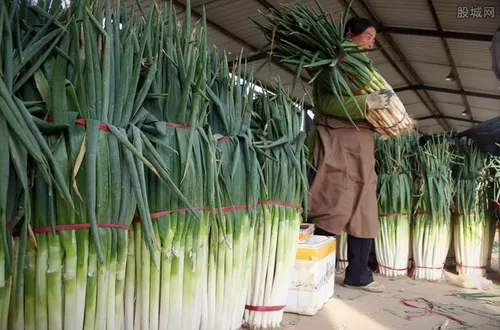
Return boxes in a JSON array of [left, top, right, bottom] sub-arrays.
[[203, 54, 260, 330], [244, 80, 308, 329], [451, 138, 493, 277], [374, 132, 417, 277], [412, 135, 455, 281]]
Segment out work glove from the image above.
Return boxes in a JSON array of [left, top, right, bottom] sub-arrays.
[[366, 89, 401, 111]]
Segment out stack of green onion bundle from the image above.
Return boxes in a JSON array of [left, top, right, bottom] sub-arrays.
[[452, 138, 492, 277], [412, 135, 455, 281], [336, 232, 348, 271], [374, 132, 416, 277], [252, 0, 415, 138], [2, 1, 187, 329], [202, 53, 260, 330], [126, 2, 211, 330], [0, 0, 81, 322], [244, 80, 308, 329], [484, 155, 500, 272]]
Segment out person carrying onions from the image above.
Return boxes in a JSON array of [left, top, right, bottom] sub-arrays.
[[307, 17, 390, 293]]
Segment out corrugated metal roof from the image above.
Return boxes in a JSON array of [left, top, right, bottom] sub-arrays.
[[364, 0, 437, 29], [390, 34, 449, 65], [410, 62, 457, 87], [447, 39, 494, 71], [457, 67, 499, 94], [467, 96, 500, 111], [433, 0, 500, 34]]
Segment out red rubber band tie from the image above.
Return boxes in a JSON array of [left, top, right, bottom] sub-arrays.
[[132, 204, 255, 223], [258, 200, 301, 209], [244, 304, 286, 312], [44, 116, 112, 132], [457, 263, 486, 270], [12, 223, 128, 237], [379, 213, 408, 218], [401, 297, 467, 325], [377, 264, 407, 272], [165, 122, 191, 129]]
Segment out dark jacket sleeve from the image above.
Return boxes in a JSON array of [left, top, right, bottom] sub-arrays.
[[492, 30, 500, 80], [312, 71, 368, 120]]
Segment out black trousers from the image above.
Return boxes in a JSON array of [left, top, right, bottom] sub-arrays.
[[314, 227, 374, 286]]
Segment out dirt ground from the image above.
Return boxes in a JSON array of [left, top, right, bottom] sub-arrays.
[[281, 252, 500, 330]]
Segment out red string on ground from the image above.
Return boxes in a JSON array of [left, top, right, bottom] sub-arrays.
[[401, 298, 467, 325], [244, 304, 286, 312], [13, 223, 128, 237]]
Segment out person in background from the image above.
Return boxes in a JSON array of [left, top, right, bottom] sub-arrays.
[[491, 26, 500, 89], [307, 17, 391, 293]]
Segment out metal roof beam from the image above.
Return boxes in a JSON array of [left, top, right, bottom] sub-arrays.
[[341, 0, 452, 131], [417, 115, 482, 124], [379, 26, 493, 42], [394, 85, 500, 100], [426, 0, 474, 121]]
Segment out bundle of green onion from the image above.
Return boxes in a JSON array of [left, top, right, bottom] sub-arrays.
[[244, 80, 308, 329], [252, 0, 415, 138], [125, 2, 212, 329], [452, 138, 492, 277], [202, 53, 260, 330], [412, 135, 455, 281], [374, 132, 417, 277], [483, 154, 500, 272], [2, 1, 190, 329]]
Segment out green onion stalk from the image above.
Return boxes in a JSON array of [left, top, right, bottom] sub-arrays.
[[127, 2, 211, 329], [1, 168, 25, 330], [202, 52, 260, 330], [244, 80, 308, 329], [3, 1, 187, 329], [452, 137, 492, 277], [374, 132, 417, 278], [336, 232, 348, 271], [412, 134, 455, 281]]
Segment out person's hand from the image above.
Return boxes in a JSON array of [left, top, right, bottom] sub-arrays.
[[366, 89, 396, 110]]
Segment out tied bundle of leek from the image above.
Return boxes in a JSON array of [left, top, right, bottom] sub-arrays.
[[374, 133, 417, 277], [126, 2, 211, 329], [244, 81, 308, 329], [336, 232, 348, 271], [452, 138, 492, 277], [4, 1, 186, 329], [202, 53, 260, 330], [412, 135, 455, 281], [486, 156, 500, 272], [252, 0, 415, 139]]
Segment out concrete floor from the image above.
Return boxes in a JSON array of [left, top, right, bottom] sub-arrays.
[[282, 254, 500, 330]]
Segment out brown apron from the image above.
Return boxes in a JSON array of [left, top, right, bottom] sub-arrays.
[[308, 115, 379, 239]]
